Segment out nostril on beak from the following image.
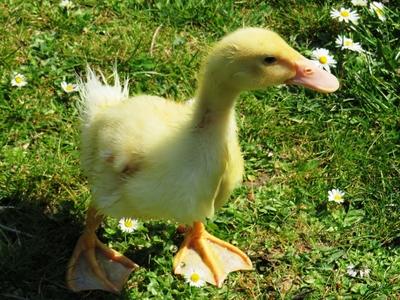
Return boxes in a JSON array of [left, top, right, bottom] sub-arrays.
[[304, 68, 313, 75]]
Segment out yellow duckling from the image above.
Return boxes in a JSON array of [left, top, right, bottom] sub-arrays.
[[66, 27, 339, 293]]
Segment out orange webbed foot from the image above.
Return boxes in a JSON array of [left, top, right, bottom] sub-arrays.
[[66, 233, 137, 293], [173, 222, 252, 287]]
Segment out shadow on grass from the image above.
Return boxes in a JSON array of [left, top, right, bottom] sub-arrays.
[[0, 187, 183, 300], [0, 193, 85, 299]]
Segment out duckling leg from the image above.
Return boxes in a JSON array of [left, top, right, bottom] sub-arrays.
[[173, 222, 252, 287], [66, 207, 137, 293]]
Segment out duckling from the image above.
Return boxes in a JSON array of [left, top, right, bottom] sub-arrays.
[[66, 27, 339, 293]]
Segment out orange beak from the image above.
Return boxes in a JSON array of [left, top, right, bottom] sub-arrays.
[[286, 57, 340, 93]]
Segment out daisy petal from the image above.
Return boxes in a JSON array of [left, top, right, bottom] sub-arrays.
[[331, 7, 360, 24], [351, 0, 367, 7], [11, 73, 27, 87], [61, 81, 79, 93], [370, 2, 386, 21], [335, 36, 364, 53], [311, 48, 336, 73], [185, 269, 206, 287], [118, 217, 139, 233], [328, 188, 345, 203]]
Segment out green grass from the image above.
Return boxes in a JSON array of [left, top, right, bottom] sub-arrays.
[[1, 0, 399, 299]]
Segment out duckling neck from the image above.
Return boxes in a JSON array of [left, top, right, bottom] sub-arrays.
[[193, 78, 239, 130]]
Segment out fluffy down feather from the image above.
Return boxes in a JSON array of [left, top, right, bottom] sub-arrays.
[[79, 70, 243, 224]]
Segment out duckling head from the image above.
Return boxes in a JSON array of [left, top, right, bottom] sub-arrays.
[[201, 27, 339, 94]]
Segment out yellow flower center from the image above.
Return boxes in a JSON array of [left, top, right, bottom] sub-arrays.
[[375, 8, 383, 16], [65, 84, 74, 92], [340, 10, 350, 17], [124, 219, 133, 228], [334, 194, 342, 202], [344, 40, 353, 47], [15, 76, 23, 83], [319, 56, 328, 64], [190, 273, 200, 282]]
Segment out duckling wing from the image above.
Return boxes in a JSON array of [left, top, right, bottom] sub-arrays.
[[81, 96, 193, 215], [213, 127, 244, 211]]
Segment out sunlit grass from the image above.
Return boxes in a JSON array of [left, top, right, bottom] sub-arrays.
[[0, 0, 399, 299]]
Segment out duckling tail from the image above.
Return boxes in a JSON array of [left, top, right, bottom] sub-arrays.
[[78, 67, 129, 126]]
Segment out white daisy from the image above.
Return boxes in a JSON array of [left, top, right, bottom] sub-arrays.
[[335, 36, 364, 53], [328, 188, 345, 203], [330, 7, 360, 24], [118, 217, 139, 233], [11, 73, 27, 87], [61, 81, 79, 93], [370, 2, 386, 21], [346, 264, 358, 277], [311, 48, 337, 73], [359, 267, 371, 278], [185, 270, 206, 287], [59, 0, 74, 9], [351, 0, 368, 6]]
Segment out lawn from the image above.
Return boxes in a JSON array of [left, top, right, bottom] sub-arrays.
[[1, 0, 399, 299]]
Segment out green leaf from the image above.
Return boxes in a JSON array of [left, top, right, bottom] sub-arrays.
[[343, 209, 365, 227]]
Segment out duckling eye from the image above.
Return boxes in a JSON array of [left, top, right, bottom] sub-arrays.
[[263, 56, 277, 64]]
